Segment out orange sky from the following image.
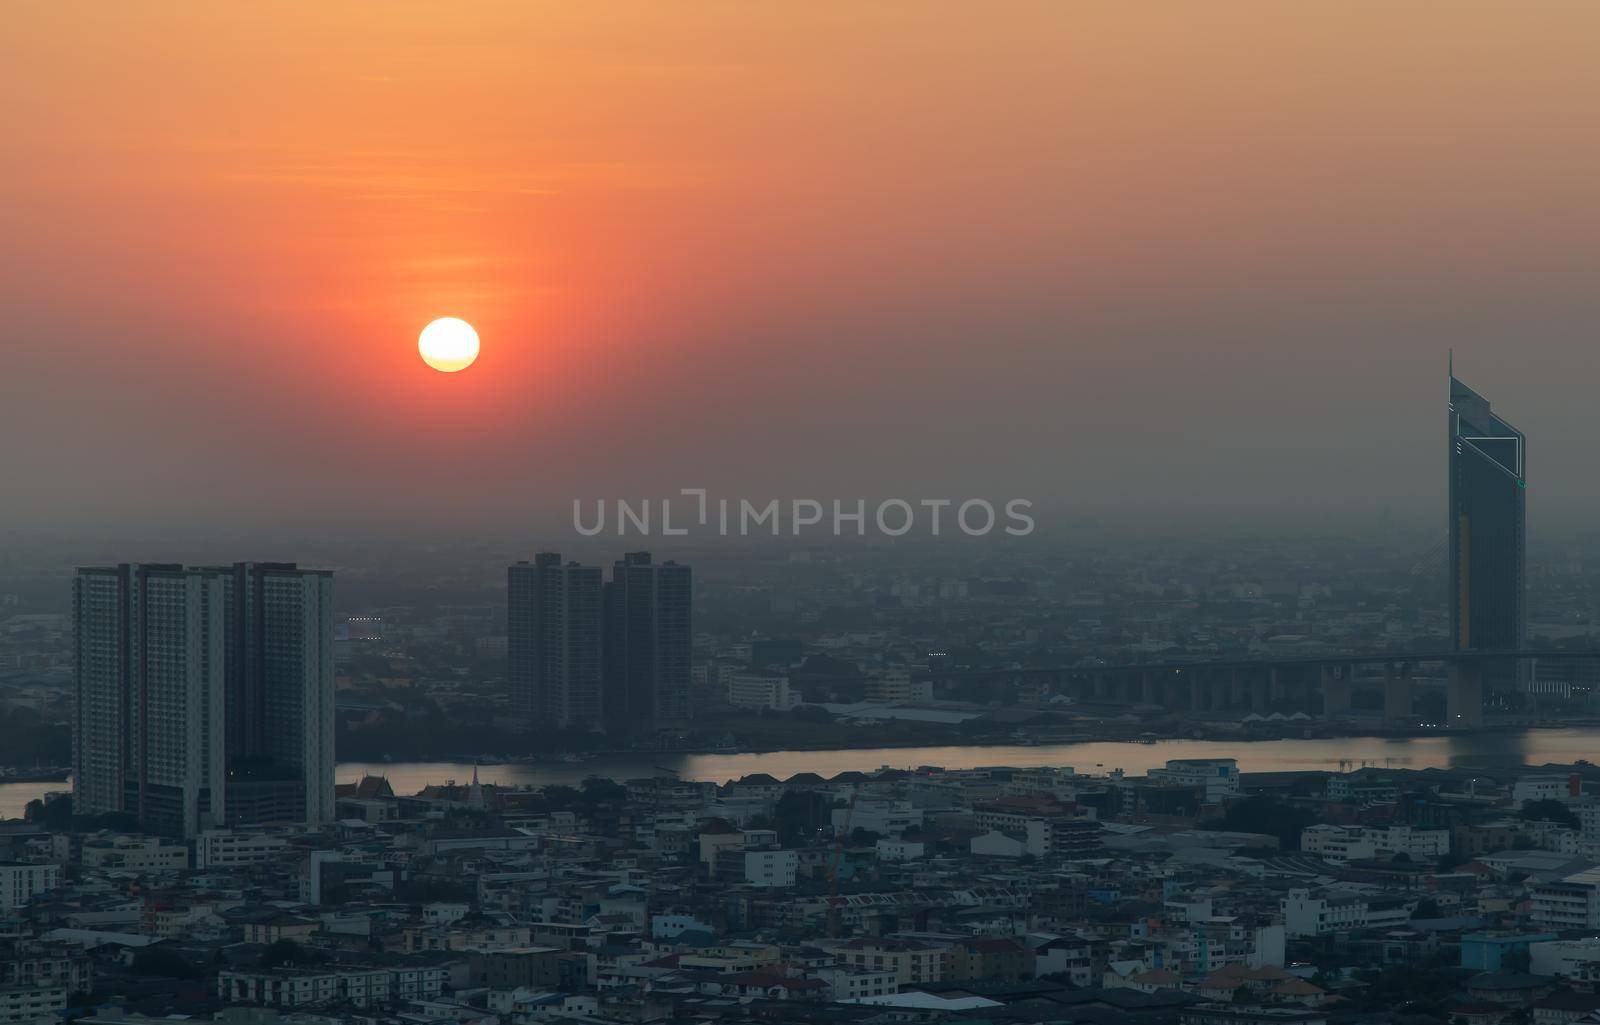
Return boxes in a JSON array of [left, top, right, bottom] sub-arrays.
[[4, 2, 1600, 534]]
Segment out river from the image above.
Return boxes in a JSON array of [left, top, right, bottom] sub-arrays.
[[5, 728, 1597, 820]]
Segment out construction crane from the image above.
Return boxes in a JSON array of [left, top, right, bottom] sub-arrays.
[[825, 793, 858, 938], [646, 766, 679, 914]]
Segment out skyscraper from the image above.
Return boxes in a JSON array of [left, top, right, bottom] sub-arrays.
[[508, 554, 603, 730], [603, 552, 692, 733], [217, 563, 336, 828], [73, 562, 334, 837], [73, 564, 226, 838], [1449, 372, 1526, 652]]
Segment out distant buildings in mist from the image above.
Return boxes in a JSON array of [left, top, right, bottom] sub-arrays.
[[508, 551, 691, 734]]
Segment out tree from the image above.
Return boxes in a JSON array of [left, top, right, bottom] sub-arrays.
[[542, 785, 581, 808], [773, 790, 824, 845], [579, 777, 627, 805], [1520, 799, 1579, 830], [132, 946, 202, 978], [1200, 796, 1317, 850], [258, 939, 325, 968]]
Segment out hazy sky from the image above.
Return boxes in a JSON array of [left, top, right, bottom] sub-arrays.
[[4, 2, 1599, 539]]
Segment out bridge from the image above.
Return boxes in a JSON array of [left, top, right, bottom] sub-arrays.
[[908, 649, 1600, 728]]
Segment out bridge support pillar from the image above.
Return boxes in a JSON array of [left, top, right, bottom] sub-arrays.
[[1448, 661, 1484, 729], [1269, 668, 1283, 708], [1140, 670, 1154, 705], [1250, 672, 1267, 713], [1322, 664, 1350, 718], [1383, 663, 1413, 724]]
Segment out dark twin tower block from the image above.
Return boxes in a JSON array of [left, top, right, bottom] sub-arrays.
[[509, 551, 691, 735]]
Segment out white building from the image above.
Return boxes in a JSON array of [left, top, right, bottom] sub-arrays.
[[1005, 768, 1080, 801], [876, 839, 925, 862], [835, 800, 923, 838], [864, 668, 933, 704], [1300, 824, 1450, 863], [1514, 775, 1578, 805], [1532, 869, 1600, 931], [217, 964, 446, 1007], [1530, 939, 1600, 983], [1281, 888, 1413, 937], [1579, 801, 1600, 845], [714, 849, 798, 888], [726, 671, 799, 711], [81, 836, 190, 872], [1148, 759, 1240, 803], [196, 829, 289, 868], [0, 982, 67, 1025], [0, 863, 60, 909]]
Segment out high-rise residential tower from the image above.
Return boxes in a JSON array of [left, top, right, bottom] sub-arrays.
[[216, 562, 336, 828], [603, 552, 692, 732], [73, 564, 226, 838], [508, 554, 603, 730], [73, 562, 334, 837], [1448, 372, 1526, 652]]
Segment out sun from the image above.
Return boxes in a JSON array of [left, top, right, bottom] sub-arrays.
[[418, 317, 480, 373]]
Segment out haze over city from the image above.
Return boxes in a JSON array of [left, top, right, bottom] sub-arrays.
[[6, 4, 1600, 540]]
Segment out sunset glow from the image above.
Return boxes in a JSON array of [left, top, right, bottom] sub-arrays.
[[5, 3, 1600, 532], [418, 317, 480, 373]]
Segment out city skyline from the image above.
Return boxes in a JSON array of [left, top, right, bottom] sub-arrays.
[[10, 8, 1600, 1025]]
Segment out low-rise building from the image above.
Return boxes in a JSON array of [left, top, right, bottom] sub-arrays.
[[726, 671, 799, 711], [81, 836, 190, 873], [0, 865, 59, 910], [1531, 869, 1600, 931], [196, 830, 289, 869], [812, 965, 898, 1002], [1281, 888, 1412, 937], [713, 848, 798, 888], [1149, 759, 1241, 804], [1301, 824, 1450, 862], [822, 938, 948, 986], [217, 963, 447, 1008]]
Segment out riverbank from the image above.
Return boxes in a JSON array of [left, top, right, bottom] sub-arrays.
[[436, 714, 1600, 765], [8, 726, 1600, 820]]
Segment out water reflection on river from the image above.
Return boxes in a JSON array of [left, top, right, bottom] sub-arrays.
[[4, 728, 1594, 819]]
